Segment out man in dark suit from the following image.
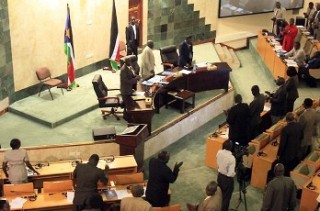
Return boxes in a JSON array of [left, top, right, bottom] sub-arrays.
[[269, 77, 287, 123], [226, 94, 250, 146], [120, 59, 140, 120], [73, 154, 108, 211], [277, 112, 304, 176], [126, 16, 139, 57], [146, 151, 183, 207], [178, 36, 193, 67], [248, 85, 266, 140]]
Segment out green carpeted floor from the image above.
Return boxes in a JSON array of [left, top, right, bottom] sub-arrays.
[[1, 39, 319, 210]]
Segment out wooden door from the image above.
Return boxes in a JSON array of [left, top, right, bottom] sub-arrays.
[[129, 0, 143, 46]]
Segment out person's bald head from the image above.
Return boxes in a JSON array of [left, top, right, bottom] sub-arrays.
[[285, 112, 295, 122], [274, 163, 285, 177], [147, 40, 154, 49]]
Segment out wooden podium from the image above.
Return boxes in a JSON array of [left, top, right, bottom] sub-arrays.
[[115, 124, 149, 168]]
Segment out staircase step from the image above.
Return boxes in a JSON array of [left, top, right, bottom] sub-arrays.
[[229, 49, 241, 69]]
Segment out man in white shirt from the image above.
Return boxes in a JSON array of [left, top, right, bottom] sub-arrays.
[[140, 40, 155, 80], [216, 140, 236, 211], [271, 1, 286, 35], [285, 41, 306, 67]]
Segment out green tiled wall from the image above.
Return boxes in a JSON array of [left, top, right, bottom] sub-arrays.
[[148, 0, 216, 49], [0, 0, 14, 101]]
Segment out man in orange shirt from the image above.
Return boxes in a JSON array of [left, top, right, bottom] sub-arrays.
[[281, 18, 298, 52]]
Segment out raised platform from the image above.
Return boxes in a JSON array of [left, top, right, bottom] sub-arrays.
[[8, 70, 117, 128]]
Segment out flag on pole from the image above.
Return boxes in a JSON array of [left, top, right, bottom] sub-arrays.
[[109, 0, 120, 71], [64, 4, 76, 89]]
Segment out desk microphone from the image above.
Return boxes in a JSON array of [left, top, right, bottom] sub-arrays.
[[10, 190, 37, 201]]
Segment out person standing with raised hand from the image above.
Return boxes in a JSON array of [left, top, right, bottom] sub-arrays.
[[146, 151, 183, 207]]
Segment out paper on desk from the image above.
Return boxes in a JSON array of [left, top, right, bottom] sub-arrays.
[[147, 75, 165, 84], [115, 190, 132, 199], [67, 191, 75, 203], [179, 69, 192, 75], [220, 128, 229, 139], [161, 71, 173, 76], [10, 197, 27, 209], [285, 59, 298, 67]]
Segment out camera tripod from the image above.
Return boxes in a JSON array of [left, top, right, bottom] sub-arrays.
[[230, 177, 248, 211]]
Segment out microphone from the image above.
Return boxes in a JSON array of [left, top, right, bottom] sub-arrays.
[[10, 190, 37, 201]]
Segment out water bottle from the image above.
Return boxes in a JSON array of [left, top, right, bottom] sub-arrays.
[[192, 65, 197, 73]]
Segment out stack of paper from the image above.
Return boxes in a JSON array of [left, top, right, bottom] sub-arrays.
[[10, 197, 27, 209], [179, 69, 192, 75], [285, 59, 298, 67]]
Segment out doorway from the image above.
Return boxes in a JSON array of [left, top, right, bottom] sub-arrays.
[[129, 0, 143, 46]]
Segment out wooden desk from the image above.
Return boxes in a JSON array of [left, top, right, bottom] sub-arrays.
[[273, 55, 287, 79], [256, 32, 288, 79], [300, 173, 320, 211], [205, 125, 229, 169], [1, 155, 137, 191], [250, 136, 279, 189], [8, 185, 134, 211]]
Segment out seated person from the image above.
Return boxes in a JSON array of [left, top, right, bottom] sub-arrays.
[[197, 181, 222, 211], [121, 184, 152, 211], [178, 36, 193, 68], [299, 51, 320, 87], [187, 181, 222, 211], [284, 42, 306, 67]]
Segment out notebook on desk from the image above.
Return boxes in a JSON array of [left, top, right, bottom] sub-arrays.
[[105, 189, 117, 199]]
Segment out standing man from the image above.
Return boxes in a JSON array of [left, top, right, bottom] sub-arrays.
[[73, 154, 108, 211], [269, 77, 287, 124], [304, 2, 316, 29], [121, 184, 152, 211], [277, 112, 304, 176], [120, 58, 141, 120], [2, 138, 39, 184], [249, 85, 266, 140], [281, 18, 298, 52], [146, 151, 183, 207], [140, 40, 155, 80], [285, 66, 299, 112], [298, 98, 320, 159], [261, 163, 297, 211], [311, 3, 320, 39], [178, 36, 193, 68], [216, 140, 236, 211], [271, 1, 286, 36], [226, 94, 250, 146], [126, 16, 139, 57]]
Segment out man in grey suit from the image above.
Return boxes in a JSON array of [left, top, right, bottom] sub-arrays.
[[298, 98, 320, 159]]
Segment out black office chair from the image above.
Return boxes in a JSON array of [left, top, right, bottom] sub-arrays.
[[160, 45, 179, 71], [92, 74, 123, 120]]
